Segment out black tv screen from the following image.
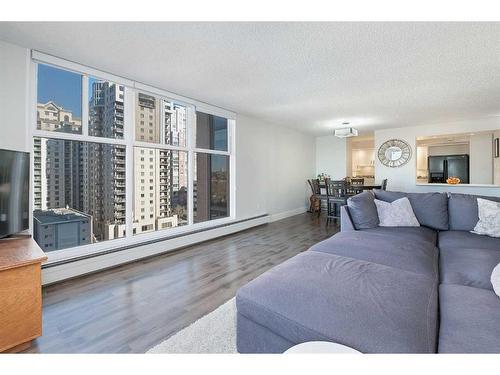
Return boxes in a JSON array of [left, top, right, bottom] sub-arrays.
[[0, 149, 30, 238]]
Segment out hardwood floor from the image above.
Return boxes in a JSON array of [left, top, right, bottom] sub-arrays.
[[25, 213, 338, 353]]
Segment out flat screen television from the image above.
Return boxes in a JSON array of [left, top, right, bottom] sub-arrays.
[[0, 149, 30, 238]]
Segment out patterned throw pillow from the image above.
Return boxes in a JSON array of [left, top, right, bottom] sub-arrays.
[[472, 198, 500, 238], [492, 263, 500, 298], [374, 197, 420, 227]]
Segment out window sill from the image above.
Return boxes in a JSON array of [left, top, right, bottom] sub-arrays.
[[43, 215, 259, 268]]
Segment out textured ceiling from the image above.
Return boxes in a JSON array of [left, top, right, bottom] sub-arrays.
[[1, 22, 499, 136]]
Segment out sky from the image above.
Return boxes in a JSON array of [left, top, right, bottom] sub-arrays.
[[37, 64, 82, 118]]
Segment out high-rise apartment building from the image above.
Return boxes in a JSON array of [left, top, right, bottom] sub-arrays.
[[132, 94, 188, 235], [86, 80, 126, 240], [32, 139, 84, 211], [136, 93, 159, 142], [34, 102, 83, 211], [36, 101, 81, 133]]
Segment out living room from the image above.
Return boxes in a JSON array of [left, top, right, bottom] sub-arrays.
[[1, 2, 500, 374]]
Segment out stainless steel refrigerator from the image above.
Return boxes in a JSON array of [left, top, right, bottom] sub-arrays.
[[428, 154, 469, 183]]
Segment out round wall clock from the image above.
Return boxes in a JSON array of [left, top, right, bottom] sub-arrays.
[[378, 139, 412, 168]]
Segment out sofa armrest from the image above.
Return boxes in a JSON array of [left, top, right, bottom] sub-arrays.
[[340, 205, 356, 231]]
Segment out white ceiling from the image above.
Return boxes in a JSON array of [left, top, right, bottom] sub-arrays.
[[1, 22, 500, 136]]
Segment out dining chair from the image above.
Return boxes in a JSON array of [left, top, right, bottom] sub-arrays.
[[307, 179, 319, 213], [307, 179, 327, 214], [324, 178, 348, 225], [347, 177, 364, 196]]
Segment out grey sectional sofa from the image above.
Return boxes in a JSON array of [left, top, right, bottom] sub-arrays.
[[236, 191, 500, 353]]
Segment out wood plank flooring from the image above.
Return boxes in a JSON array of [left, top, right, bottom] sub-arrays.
[[24, 213, 338, 353]]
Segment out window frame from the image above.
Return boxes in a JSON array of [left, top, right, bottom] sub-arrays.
[[29, 51, 236, 264]]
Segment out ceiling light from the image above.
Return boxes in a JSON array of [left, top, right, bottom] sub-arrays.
[[334, 122, 358, 138]]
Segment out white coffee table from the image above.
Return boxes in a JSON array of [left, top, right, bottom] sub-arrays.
[[284, 341, 362, 354]]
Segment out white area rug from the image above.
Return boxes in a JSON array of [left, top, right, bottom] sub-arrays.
[[147, 298, 237, 354]]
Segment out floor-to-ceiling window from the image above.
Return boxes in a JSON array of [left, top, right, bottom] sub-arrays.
[[32, 54, 235, 259], [194, 111, 230, 223]]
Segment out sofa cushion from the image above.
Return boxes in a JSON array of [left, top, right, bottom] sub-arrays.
[[438, 284, 500, 353], [310, 231, 438, 278], [448, 193, 500, 231], [373, 190, 448, 230], [438, 230, 500, 251], [361, 226, 438, 246], [440, 247, 500, 290], [236, 251, 438, 353], [346, 191, 379, 229]]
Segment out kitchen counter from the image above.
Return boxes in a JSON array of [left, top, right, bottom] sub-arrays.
[[416, 183, 500, 188]]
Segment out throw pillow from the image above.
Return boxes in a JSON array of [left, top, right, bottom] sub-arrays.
[[472, 198, 500, 238], [374, 197, 420, 227], [492, 263, 500, 298], [347, 191, 379, 229]]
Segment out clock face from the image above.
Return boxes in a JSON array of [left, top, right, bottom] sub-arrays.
[[378, 139, 412, 168]]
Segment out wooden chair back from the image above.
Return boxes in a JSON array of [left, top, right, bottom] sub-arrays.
[[308, 179, 321, 195], [325, 178, 347, 198]]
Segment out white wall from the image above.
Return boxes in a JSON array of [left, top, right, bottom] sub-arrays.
[[469, 133, 493, 184], [427, 144, 468, 156], [374, 118, 500, 196], [416, 146, 429, 180], [235, 114, 315, 220], [315, 135, 347, 179], [0, 40, 30, 152]]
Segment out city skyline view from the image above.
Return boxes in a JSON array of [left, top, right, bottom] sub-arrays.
[[33, 63, 229, 252]]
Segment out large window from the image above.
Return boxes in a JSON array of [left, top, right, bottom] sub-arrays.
[[32, 58, 234, 256], [34, 64, 127, 251], [193, 111, 231, 222]]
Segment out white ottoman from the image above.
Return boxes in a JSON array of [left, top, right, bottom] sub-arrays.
[[284, 341, 362, 354]]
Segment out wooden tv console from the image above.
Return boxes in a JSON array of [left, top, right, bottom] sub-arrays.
[[0, 235, 47, 353]]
